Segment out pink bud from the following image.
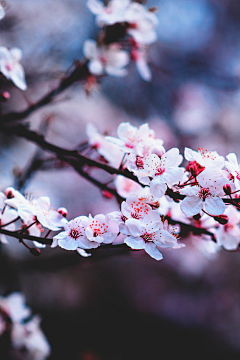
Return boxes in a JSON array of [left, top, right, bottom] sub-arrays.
[[0, 91, 10, 102], [4, 187, 15, 199], [223, 184, 232, 195], [57, 207, 68, 218]]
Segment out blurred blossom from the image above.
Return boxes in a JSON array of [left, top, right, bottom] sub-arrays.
[[173, 83, 218, 135]]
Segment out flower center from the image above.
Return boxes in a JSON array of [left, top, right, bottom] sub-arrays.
[[89, 220, 109, 237], [141, 233, 152, 242], [69, 228, 81, 240], [130, 201, 149, 219], [156, 167, 165, 176], [198, 187, 211, 200], [135, 156, 144, 169]]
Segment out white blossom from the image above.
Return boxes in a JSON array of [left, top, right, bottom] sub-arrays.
[[124, 211, 178, 260], [83, 40, 130, 77], [0, 47, 27, 91], [87, 0, 130, 27], [125, 3, 158, 45]]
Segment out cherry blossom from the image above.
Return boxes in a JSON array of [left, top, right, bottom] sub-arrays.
[[180, 167, 228, 217], [184, 147, 225, 170], [106, 122, 163, 156], [125, 2, 158, 45], [124, 211, 178, 260], [87, 0, 130, 27], [11, 316, 51, 360], [85, 213, 119, 244], [52, 215, 99, 251], [83, 40, 130, 77], [0, 293, 31, 323], [86, 123, 123, 167], [137, 148, 184, 197], [114, 175, 143, 198], [215, 206, 240, 250], [9, 194, 67, 231], [225, 153, 240, 191], [106, 122, 138, 152], [0, 47, 27, 91]]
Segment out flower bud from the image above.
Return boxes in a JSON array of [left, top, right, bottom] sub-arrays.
[[57, 207, 68, 218], [223, 184, 232, 196], [4, 187, 15, 199], [213, 214, 229, 225], [0, 91, 10, 102]]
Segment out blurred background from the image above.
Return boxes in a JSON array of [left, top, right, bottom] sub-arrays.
[[1, 0, 240, 359]]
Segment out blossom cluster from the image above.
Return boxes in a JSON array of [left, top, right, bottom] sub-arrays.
[[84, 0, 159, 81], [1, 121, 240, 260], [0, 292, 51, 360]]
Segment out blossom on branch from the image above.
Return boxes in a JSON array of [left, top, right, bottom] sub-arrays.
[[83, 40, 130, 77], [0, 47, 27, 90], [124, 211, 179, 260], [87, 0, 130, 27]]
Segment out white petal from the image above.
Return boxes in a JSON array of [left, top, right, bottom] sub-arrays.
[[180, 196, 202, 217], [10, 63, 27, 91], [150, 177, 167, 198], [0, 5, 5, 20], [89, 59, 104, 75], [204, 197, 226, 216], [83, 39, 98, 59], [10, 48, 22, 62], [86, 0, 104, 15], [124, 236, 145, 249], [136, 59, 152, 81], [144, 242, 163, 260], [77, 248, 92, 257], [105, 65, 128, 77]]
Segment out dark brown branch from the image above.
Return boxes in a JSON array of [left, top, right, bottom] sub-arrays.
[[0, 62, 89, 123]]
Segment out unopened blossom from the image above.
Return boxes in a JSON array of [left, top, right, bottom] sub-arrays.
[[87, 0, 130, 27], [85, 213, 119, 244], [215, 206, 240, 250], [184, 147, 225, 170], [52, 216, 99, 251], [180, 167, 228, 217], [225, 153, 240, 191], [83, 40, 130, 77], [0, 47, 27, 90], [124, 211, 178, 260], [136, 148, 184, 197]]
